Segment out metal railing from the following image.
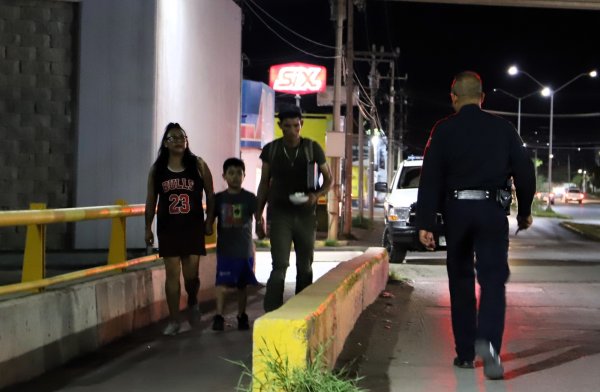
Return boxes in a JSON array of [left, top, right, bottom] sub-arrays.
[[0, 201, 215, 295]]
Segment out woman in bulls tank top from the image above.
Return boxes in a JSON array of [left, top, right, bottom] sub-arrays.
[[145, 123, 215, 335]]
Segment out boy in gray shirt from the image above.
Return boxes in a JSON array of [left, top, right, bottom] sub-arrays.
[[210, 158, 258, 331]]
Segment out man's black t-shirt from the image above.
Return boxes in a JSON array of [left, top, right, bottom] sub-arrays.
[[259, 137, 326, 213]]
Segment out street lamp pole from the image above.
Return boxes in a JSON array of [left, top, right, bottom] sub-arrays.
[[548, 93, 554, 192], [492, 87, 540, 136], [517, 98, 521, 135], [507, 66, 597, 192]]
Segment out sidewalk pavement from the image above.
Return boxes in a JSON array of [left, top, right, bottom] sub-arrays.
[[337, 262, 600, 392], [7, 256, 600, 392]]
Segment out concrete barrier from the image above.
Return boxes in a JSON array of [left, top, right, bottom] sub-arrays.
[[0, 253, 216, 389], [252, 247, 389, 389]]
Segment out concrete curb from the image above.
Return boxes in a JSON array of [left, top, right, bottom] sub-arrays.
[[251, 247, 389, 389]]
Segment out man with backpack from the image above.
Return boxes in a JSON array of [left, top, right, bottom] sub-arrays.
[[255, 105, 333, 312]]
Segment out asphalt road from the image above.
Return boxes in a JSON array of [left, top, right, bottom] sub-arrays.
[[406, 202, 600, 264], [552, 199, 600, 225]]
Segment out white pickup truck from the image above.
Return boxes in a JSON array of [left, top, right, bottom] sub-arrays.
[[375, 156, 446, 263]]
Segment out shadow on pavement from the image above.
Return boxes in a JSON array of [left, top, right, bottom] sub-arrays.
[[335, 280, 414, 392], [502, 330, 600, 380]]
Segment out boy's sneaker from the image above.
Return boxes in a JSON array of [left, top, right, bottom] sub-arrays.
[[189, 304, 201, 325], [475, 339, 504, 380], [212, 314, 225, 331], [163, 321, 180, 336], [237, 313, 250, 330]]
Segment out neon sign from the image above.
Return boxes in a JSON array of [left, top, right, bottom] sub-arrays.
[[269, 62, 327, 95]]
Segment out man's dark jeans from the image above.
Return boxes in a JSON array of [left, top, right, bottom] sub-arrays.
[[263, 208, 316, 312]]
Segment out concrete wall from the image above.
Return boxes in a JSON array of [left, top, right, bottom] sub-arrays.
[[0, 0, 242, 250], [0, 253, 217, 389], [74, 0, 158, 249], [0, 0, 77, 250], [155, 0, 242, 194], [252, 248, 389, 387], [75, 0, 242, 249]]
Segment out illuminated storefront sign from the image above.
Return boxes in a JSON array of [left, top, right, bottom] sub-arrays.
[[269, 62, 327, 95]]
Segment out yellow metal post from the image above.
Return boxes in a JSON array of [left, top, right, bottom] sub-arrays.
[[108, 199, 127, 265], [22, 203, 47, 282]]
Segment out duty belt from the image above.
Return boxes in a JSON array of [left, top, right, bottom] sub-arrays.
[[452, 189, 492, 200]]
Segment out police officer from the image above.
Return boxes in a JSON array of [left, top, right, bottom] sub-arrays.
[[416, 71, 535, 380]]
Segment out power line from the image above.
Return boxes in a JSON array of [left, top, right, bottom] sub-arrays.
[[244, 1, 339, 59], [486, 109, 600, 118], [245, 0, 336, 49]]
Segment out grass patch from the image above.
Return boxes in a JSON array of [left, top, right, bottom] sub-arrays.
[[254, 239, 271, 248], [530, 199, 570, 219], [388, 269, 412, 285], [352, 216, 372, 230], [560, 222, 600, 241], [388, 270, 404, 282], [230, 341, 365, 392]]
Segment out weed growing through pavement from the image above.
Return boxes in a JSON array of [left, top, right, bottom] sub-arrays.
[[388, 270, 404, 282], [229, 340, 365, 392]]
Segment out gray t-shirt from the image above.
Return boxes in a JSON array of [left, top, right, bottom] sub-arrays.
[[215, 189, 256, 259]]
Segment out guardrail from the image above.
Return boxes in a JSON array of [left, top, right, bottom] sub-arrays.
[[0, 200, 216, 293]]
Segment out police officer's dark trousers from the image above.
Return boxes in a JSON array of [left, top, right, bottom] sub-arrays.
[[444, 198, 510, 361]]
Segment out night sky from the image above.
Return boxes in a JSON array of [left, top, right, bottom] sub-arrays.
[[241, 0, 600, 177]]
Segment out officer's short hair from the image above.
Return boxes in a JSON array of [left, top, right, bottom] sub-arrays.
[[451, 71, 482, 99]]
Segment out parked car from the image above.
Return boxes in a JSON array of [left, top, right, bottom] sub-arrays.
[[376, 156, 446, 263], [535, 191, 555, 205], [563, 188, 584, 204]]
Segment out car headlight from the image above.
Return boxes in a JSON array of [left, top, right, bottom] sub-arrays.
[[388, 206, 410, 222]]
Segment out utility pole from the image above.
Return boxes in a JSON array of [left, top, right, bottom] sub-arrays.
[[367, 46, 378, 222], [357, 107, 364, 219], [328, 0, 345, 241], [377, 50, 404, 184], [342, 0, 354, 236], [387, 61, 395, 184], [397, 87, 405, 166], [355, 46, 404, 218]]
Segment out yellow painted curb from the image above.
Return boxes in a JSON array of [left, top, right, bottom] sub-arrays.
[[251, 248, 389, 390]]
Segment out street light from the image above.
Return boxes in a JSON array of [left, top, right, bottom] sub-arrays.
[[492, 87, 541, 135], [508, 66, 597, 192], [578, 169, 588, 191]]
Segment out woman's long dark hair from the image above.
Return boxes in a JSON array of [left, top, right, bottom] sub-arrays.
[[153, 122, 198, 172]]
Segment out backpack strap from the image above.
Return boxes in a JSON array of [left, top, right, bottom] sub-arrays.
[[303, 138, 314, 162], [269, 138, 281, 165], [270, 137, 315, 164]]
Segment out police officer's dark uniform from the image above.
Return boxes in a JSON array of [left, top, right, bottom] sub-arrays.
[[416, 72, 535, 379]]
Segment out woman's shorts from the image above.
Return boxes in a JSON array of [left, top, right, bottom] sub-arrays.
[[215, 255, 258, 288]]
